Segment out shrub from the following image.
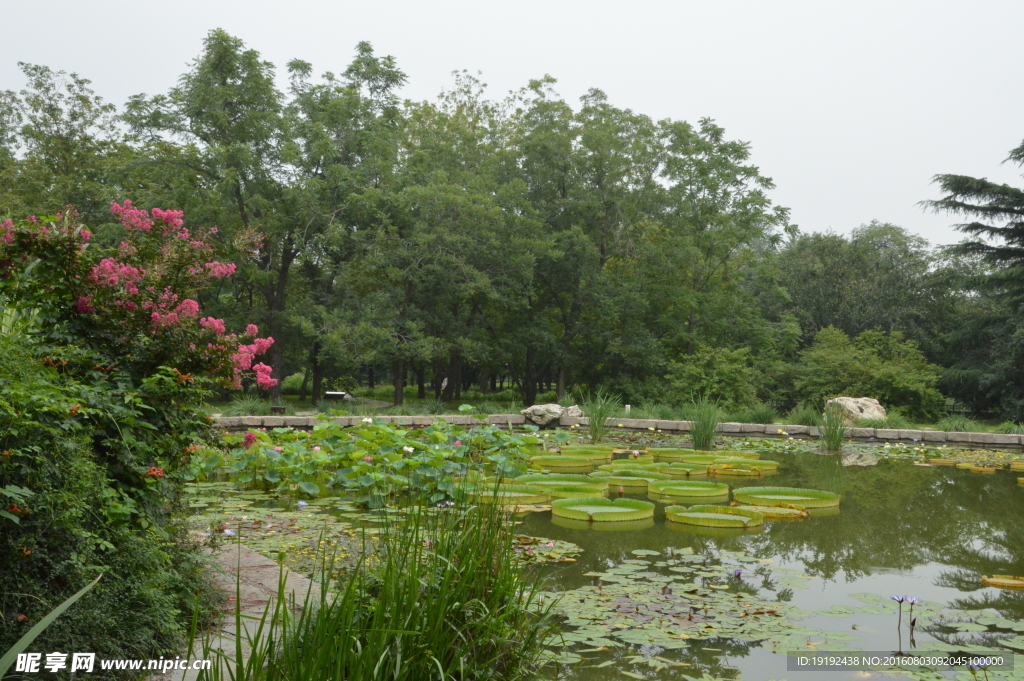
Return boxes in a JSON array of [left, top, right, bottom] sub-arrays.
[[996, 421, 1024, 434], [794, 327, 944, 420], [786, 402, 823, 427], [665, 346, 758, 410], [728, 402, 778, 425], [854, 408, 911, 429]]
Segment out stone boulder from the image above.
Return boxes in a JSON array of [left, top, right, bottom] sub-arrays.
[[521, 403, 565, 426], [825, 397, 886, 424], [565, 405, 583, 418]]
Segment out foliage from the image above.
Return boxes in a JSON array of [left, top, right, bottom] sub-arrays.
[[854, 408, 911, 429], [198, 503, 557, 681], [794, 327, 944, 420], [821, 402, 848, 452], [665, 345, 758, 410], [937, 414, 978, 432], [786, 402, 822, 427], [214, 419, 540, 507], [579, 388, 620, 443], [683, 397, 721, 451]]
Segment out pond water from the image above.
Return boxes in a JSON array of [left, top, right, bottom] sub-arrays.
[[516, 451, 1024, 681]]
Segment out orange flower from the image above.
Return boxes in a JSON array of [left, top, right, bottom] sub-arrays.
[[1, 450, 12, 460], [8, 503, 26, 515], [69, 404, 80, 415], [20, 548, 31, 556], [145, 467, 166, 479]]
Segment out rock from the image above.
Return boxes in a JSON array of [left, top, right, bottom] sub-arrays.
[[825, 397, 886, 424], [565, 405, 583, 418], [521, 403, 564, 426]]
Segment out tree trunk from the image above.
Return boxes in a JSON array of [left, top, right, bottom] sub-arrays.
[[416, 365, 426, 399], [393, 358, 405, 406], [299, 365, 309, 402], [556, 365, 566, 402], [367, 367, 374, 389], [519, 347, 538, 406], [310, 342, 323, 405], [442, 354, 461, 402]]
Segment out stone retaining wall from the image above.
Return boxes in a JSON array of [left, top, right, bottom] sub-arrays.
[[211, 415, 1024, 448]]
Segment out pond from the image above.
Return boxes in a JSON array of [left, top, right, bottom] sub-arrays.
[[516, 450, 1024, 681]]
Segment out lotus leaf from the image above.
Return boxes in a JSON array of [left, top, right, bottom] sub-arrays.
[[550, 497, 655, 522], [511, 535, 583, 564], [733, 486, 840, 508]]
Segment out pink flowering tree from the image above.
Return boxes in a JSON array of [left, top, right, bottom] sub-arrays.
[[0, 202, 276, 389], [0, 203, 276, 523]]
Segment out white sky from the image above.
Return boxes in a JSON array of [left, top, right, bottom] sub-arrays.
[[3, 0, 1023, 245]]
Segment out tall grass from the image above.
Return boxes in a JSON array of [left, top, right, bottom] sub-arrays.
[[222, 394, 272, 416], [996, 421, 1024, 434], [821, 402, 848, 452], [684, 397, 720, 451], [938, 414, 978, 432], [854, 408, 910, 429], [579, 389, 621, 443], [198, 502, 556, 681], [727, 403, 778, 425]]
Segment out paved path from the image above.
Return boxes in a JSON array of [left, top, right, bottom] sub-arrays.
[[150, 541, 319, 681]]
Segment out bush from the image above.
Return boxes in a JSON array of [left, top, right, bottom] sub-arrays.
[[938, 414, 978, 432], [794, 327, 944, 420], [665, 346, 758, 411], [728, 402, 778, 425], [279, 371, 306, 395], [786, 402, 823, 427]]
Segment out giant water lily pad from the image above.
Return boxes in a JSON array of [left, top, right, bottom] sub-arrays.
[[732, 486, 840, 508], [649, 480, 729, 497], [665, 504, 764, 527], [551, 497, 655, 522]]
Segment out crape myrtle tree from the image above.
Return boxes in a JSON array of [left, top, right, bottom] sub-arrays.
[[926, 139, 1024, 420]]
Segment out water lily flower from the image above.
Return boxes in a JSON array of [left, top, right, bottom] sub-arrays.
[[733, 569, 742, 579], [892, 595, 906, 629], [312, 446, 320, 452], [454, 440, 461, 446], [361, 417, 373, 423], [363, 456, 373, 462], [297, 501, 308, 509], [546, 541, 555, 547], [403, 446, 414, 453], [222, 529, 235, 537], [274, 446, 283, 452]]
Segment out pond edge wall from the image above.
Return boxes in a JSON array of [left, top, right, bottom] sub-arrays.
[[211, 415, 1024, 448]]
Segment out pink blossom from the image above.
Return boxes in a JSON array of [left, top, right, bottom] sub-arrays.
[[253, 337, 274, 354], [76, 296, 93, 314], [151, 207, 185, 231], [205, 261, 236, 278], [312, 446, 321, 452], [124, 302, 137, 311], [363, 456, 373, 463], [111, 200, 154, 231], [243, 431, 257, 448], [1, 226, 12, 244], [274, 446, 283, 452], [79, 229, 91, 242], [175, 299, 200, 319], [246, 324, 259, 336], [200, 317, 227, 334], [151, 311, 180, 328], [454, 440, 462, 446], [90, 258, 143, 287], [253, 362, 277, 389]]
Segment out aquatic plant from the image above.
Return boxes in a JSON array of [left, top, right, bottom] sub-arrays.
[[579, 388, 621, 443], [604, 470, 672, 492], [821, 402, 848, 452], [550, 497, 655, 522], [596, 462, 663, 472], [529, 455, 594, 474], [195, 500, 557, 680], [548, 484, 609, 499], [734, 504, 808, 520], [665, 504, 764, 528], [648, 480, 729, 497], [468, 484, 551, 505], [654, 462, 711, 478], [711, 458, 779, 470], [732, 486, 840, 508], [514, 474, 608, 491], [685, 397, 720, 450]]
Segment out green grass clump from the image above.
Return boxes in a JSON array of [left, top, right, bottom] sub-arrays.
[[727, 403, 777, 425], [579, 388, 621, 443], [996, 421, 1024, 434], [938, 414, 978, 432], [550, 497, 655, 522], [684, 397, 720, 451], [195, 503, 557, 681], [786, 402, 822, 427], [821, 402, 848, 452]]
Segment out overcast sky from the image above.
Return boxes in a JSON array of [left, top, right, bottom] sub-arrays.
[[3, 0, 1022, 245]]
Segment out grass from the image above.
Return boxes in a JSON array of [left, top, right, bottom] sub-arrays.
[[579, 388, 621, 443], [938, 414, 979, 432], [683, 397, 720, 451], [197, 501, 556, 681], [786, 403, 823, 427], [996, 421, 1024, 434], [221, 394, 273, 416], [821, 402, 848, 452], [726, 402, 778, 425]]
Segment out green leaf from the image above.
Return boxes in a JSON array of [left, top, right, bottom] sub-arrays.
[[0, 574, 102, 678], [298, 481, 320, 495]]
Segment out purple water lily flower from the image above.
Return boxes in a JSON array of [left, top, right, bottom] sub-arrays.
[[297, 500, 308, 509], [892, 595, 906, 629]]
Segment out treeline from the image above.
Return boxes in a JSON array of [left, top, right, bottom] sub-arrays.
[[3, 29, 1023, 419]]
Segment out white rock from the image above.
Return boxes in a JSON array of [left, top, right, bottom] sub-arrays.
[[565, 405, 583, 418], [521, 403, 564, 426], [825, 397, 886, 424], [842, 452, 879, 466]]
